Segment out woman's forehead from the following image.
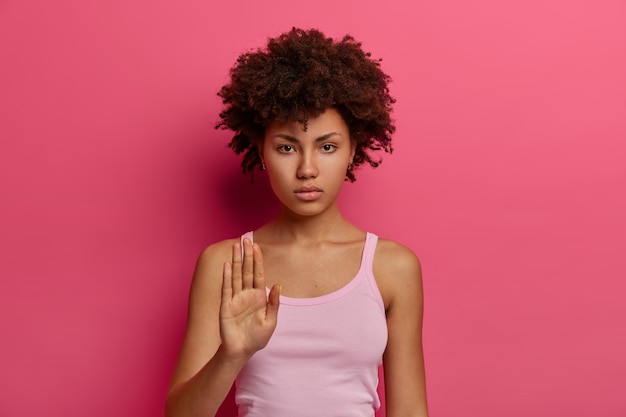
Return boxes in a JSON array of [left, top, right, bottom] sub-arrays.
[[265, 108, 348, 138]]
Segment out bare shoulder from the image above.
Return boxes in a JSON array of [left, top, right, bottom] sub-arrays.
[[196, 238, 237, 272], [373, 238, 423, 310], [185, 236, 240, 321], [188, 237, 242, 301], [374, 238, 422, 283], [198, 237, 239, 264], [189, 239, 237, 290]]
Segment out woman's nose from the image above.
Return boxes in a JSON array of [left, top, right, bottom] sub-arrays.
[[296, 153, 318, 179]]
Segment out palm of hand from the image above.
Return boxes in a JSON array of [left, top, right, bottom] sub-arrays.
[[219, 239, 280, 360], [220, 287, 275, 356]]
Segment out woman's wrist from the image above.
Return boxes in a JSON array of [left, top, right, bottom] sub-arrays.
[[213, 343, 253, 371]]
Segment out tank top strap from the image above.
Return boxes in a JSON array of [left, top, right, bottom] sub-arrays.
[[241, 231, 254, 243], [362, 232, 385, 312], [240, 231, 254, 256], [362, 232, 378, 272]]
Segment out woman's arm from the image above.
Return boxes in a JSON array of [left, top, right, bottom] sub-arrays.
[[165, 239, 280, 417], [375, 241, 429, 417]]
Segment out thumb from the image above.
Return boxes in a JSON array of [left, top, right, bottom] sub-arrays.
[[265, 284, 281, 324]]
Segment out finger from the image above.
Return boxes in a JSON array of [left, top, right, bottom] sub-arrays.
[[252, 243, 265, 289], [231, 241, 243, 294], [221, 261, 233, 301], [242, 238, 254, 289], [265, 284, 281, 326]]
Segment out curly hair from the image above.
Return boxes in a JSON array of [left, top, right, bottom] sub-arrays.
[[216, 28, 395, 182]]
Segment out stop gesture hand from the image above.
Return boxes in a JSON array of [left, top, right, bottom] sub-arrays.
[[219, 238, 280, 361]]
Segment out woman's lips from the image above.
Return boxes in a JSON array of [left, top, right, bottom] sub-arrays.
[[294, 186, 323, 201]]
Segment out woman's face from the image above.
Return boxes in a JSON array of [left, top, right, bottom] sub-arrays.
[[261, 108, 355, 217]]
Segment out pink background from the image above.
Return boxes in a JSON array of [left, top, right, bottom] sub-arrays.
[[1, 0, 625, 416]]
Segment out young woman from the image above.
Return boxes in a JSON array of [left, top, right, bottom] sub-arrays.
[[166, 28, 428, 417]]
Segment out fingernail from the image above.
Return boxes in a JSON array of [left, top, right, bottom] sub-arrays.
[[278, 285, 282, 294]]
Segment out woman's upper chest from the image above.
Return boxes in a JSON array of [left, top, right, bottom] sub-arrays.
[[260, 241, 364, 298]]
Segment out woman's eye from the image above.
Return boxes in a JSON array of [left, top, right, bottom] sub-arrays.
[[321, 144, 336, 152], [278, 145, 294, 153]]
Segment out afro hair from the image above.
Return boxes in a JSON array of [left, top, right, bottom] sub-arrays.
[[216, 27, 396, 182]]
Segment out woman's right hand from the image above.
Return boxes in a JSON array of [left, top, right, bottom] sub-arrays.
[[219, 238, 280, 362]]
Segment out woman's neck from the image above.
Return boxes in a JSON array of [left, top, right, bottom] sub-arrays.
[[261, 203, 359, 245]]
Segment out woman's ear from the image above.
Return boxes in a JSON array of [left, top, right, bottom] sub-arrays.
[[349, 140, 356, 164]]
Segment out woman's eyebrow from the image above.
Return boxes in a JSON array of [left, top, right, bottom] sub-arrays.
[[272, 132, 342, 142]]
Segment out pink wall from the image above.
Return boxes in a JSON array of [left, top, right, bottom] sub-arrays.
[[1, 0, 625, 416]]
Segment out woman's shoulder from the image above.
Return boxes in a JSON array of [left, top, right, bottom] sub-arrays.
[[187, 236, 243, 303], [200, 236, 239, 255], [373, 236, 421, 272], [196, 236, 241, 267], [199, 232, 241, 261], [372, 236, 423, 307]]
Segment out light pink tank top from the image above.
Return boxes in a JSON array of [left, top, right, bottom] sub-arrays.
[[235, 232, 388, 417]]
